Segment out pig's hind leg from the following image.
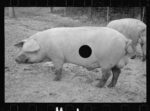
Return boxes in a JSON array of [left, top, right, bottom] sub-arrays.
[[130, 44, 137, 59], [96, 68, 111, 88], [107, 66, 121, 87]]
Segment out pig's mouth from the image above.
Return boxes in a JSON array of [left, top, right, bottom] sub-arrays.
[[15, 57, 34, 64], [15, 57, 46, 64], [24, 59, 35, 64]]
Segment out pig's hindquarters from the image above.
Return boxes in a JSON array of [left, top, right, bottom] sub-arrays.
[[94, 34, 126, 87]]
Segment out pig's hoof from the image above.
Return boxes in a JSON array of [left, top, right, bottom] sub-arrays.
[[54, 77, 61, 81], [96, 83, 105, 88], [107, 83, 115, 88]]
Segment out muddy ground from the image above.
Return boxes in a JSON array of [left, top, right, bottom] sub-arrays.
[[5, 8, 146, 102]]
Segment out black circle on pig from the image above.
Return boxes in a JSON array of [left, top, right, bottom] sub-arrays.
[[79, 45, 92, 58]]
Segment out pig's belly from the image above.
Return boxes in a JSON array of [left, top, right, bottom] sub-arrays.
[[66, 58, 100, 69]]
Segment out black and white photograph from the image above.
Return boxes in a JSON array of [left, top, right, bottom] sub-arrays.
[[5, 7, 146, 102]]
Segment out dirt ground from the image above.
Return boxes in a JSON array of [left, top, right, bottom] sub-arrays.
[[5, 8, 146, 102]]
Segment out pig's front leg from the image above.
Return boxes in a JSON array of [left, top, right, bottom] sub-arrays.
[[107, 66, 121, 88], [54, 68, 62, 81], [53, 59, 64, 81]]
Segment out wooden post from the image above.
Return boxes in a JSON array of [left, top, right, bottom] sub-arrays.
[[106, 7, 110, 23], [142, 7, 145, 22], [50, 7, 54, 13], [8, 7, 16, 18], [88, 7, 92, 20]]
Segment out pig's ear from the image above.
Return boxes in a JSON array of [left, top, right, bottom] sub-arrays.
[[14, 39, 27, 48], [23, 39, 40, 52]]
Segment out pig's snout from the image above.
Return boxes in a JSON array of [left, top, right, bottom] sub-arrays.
[[15, 57, 23, 64], [15, 54, 29, 64]]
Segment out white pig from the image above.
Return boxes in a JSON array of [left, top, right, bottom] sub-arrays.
[[15, 27, 133, 88], [107, 18, 146, 61]]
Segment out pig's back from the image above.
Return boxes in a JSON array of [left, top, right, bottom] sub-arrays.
[[107, 18, 146, 44]]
